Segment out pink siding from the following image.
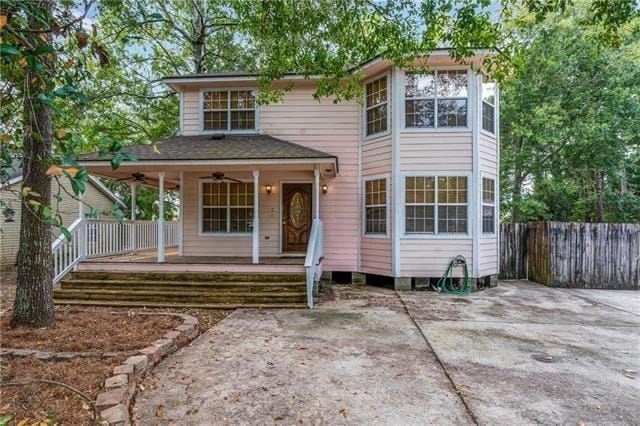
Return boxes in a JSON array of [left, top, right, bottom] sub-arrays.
[[400, 132, 473, 171], [479, 132, 498, 174], [362, 135, 392, 175], [400, 239, 473, 277], [260, 84, 360, 272]]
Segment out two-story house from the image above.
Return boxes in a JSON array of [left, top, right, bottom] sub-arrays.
[[57, 51, 499, 308]]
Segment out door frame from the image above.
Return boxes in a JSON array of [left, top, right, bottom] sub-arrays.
[[279, 180, 313, 254]]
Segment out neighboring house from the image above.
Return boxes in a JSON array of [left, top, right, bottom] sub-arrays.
[[0, 163, 124, 266], [75, 51, 499, 290]]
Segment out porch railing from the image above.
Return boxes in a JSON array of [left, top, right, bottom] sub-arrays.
[[52, 219, 179, 283], [304, 219, 323, 308]]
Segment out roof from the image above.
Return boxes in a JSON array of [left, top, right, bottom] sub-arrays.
[[1, 159, 125, 207], [78, 134, 338, 164], [161, 48, 489, 83]]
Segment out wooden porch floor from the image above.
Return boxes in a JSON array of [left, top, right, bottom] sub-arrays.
[[85, 248, 305, 265]]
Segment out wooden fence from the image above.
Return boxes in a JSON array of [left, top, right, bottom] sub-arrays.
[[500, 222, 640, 290]]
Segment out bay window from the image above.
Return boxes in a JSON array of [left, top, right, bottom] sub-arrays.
[[365, 76, 388, 136], [405, 175, 468, 234], [482, 81, 496, 134], [201, 181, 254, 234], [482, 177, 496, 234], [364, 177, 388, 235], [405, 70, 468, 128], [203, 89, 256, 132]]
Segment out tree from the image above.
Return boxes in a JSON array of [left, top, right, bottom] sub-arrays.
[[1, 0, 128, 327], [499, 2, 640, 223]]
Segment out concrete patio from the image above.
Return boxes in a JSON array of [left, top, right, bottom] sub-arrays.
[[132, 281, 640, 425]]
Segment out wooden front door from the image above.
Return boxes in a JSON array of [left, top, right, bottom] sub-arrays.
[[282, 183, 312, 252]]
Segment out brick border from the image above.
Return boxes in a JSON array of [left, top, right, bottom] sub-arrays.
[[96, 313, 199, 425]]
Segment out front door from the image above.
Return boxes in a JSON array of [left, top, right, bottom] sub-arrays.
[[282, 183, 312, 252]]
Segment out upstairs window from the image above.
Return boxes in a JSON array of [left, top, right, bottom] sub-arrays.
[[482, 81, 496, 134], [365, 76, 388, 136], [405, 70, 468, 128], [201, 181, 254, 234], [482, 177, 496, 234], [405, 175, 468, 234], [364, 177, 388, 235], [203, 90, 256, 132]]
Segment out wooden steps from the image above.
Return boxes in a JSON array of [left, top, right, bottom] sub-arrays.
[[54, 270, 308, 309]]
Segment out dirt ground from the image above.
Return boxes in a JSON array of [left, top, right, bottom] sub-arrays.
[[134, 281, 640, 425], [0, 266, 231, 424]]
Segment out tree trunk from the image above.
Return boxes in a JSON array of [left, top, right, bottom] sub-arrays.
[[11, 2, 55, 328], [192, 0, 205, 73], [510, 137, 525, 224], [594, 170, 604, 223]]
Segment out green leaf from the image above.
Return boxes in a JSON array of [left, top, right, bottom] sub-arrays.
[[111, 153, 123, 170], [60, 226, 72, 241], [0, 44, 20, 56], [147, 12, 164, 20], [0, 414, 13, 426], [121, 152, 138, 162]]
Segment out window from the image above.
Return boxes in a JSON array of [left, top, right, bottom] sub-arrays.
[[203, 90, 256, 132], [201, 181, 254, 234], [364, 178, 387, 235], [365, 76, 388, 136], [405, 70, 468, 128], [405, 176, 468, 234], [482, 81, 496, 133], [482, 177, 496, 234]]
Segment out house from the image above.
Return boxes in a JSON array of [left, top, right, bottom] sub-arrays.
[[0, 161, 125, 266], [54, 51, 499, 308]]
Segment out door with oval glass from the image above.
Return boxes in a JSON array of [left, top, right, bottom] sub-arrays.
[[282, 183, 312, 252]]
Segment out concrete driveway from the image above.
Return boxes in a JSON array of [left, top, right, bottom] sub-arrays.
[[133, 282, 640, 425]]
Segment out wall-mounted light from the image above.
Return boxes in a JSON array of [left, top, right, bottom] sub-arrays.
[[265, 184, 272, 195], [322, 184, 328, 194]]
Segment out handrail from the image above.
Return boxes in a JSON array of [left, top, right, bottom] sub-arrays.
[[52, 218, 85, 284], [304, 218, 323, 308]]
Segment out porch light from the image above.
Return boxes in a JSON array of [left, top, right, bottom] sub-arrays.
[[265, 184, 272, 195], [322, 184, 328, 194]]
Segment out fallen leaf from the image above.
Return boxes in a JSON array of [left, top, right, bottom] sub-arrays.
[[0, 15, 7, 29], [339, 408, 349, 418], [17, 419, 28, 426]]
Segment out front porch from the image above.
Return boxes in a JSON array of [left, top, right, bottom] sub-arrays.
[[79, 248, 306, 274]]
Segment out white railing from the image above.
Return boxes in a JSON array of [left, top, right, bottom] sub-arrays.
[[85, 219, 179, 258], [304, 219, 324, 308], [52, 219, 180, 283], [52, 218, 85, 284]]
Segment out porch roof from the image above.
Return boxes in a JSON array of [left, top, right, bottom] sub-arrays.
[[78, 135, 338, 170]]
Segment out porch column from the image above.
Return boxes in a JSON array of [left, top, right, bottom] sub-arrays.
[[313, 168, 320, 220], [157, 172, 165, 263], [130, 181, 137, 251], [178, 172, 184, 256], [252, 169, 259, 264]]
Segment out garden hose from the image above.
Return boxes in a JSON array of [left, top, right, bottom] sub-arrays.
[[436, 255, 472, 295]]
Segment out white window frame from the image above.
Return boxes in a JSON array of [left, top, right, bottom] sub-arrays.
[[362, 174, 390, 238], [400, 171, 472, 239], [199, 88, 259, 134], [362, 72, 391, 140], [198, 179, 254, 236], [481, 173, 497, 236], [481, 80, 497, 135], [400, 66, 471, 133]]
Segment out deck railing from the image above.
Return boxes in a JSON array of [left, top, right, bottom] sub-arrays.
[[304, 219, 323, 308], [52, 219, 179, 283]]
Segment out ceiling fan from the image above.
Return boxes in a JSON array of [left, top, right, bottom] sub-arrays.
[[199, 171, 242, 183], [117, 172, 179, 190]]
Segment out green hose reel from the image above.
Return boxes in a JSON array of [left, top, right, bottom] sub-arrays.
[[436, 255, 472, 295]]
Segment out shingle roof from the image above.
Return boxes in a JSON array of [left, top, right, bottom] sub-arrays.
[[78, 135, 337, 162]]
